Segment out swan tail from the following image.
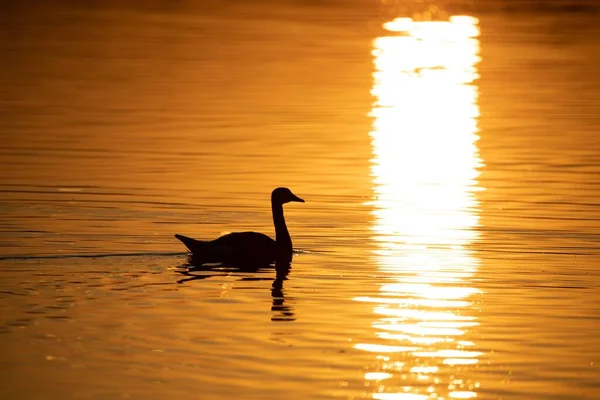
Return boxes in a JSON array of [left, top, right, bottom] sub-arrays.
[[174, 234, 204, 253]]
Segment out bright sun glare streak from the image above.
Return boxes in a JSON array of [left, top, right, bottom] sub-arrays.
[[355, 16, 482, 400]]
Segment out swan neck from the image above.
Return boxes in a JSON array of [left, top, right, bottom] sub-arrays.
[[272, 202, 291, 250]]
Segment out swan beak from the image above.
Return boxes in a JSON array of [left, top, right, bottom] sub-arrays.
[[292, 194, 305, 203]]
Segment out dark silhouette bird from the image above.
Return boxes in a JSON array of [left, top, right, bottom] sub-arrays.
[[175, 187, 304, 267]]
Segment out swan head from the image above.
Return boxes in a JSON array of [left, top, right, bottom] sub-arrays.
[[272, 187, 305, 205]]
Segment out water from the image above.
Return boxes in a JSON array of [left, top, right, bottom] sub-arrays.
[[1, 2, 599, 399]]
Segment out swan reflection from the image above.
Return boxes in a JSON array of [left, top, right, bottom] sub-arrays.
[[357, 16, 483, 399], [175, 257, 295, 322]]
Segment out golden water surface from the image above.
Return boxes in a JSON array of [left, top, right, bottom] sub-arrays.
[[1, 2, 599, 399]]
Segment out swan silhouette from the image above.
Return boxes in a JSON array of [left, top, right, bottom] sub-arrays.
[[175, 187, 304, 267]]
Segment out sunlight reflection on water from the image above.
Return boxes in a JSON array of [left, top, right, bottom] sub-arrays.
[[356, 16, 483, 399]]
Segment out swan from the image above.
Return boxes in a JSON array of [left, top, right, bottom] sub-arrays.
[[174, 187, 304, 266]]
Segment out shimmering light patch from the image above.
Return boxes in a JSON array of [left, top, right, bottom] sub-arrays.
[[365, 372, 394, 380], [443, 358, 479, 365], [410, 366, 439, 374], [449, 392, 478, 399], [413, 350, 483, 358], [379, 284, 481, 300], [355, 343, 419, 353], [376, 332, 447, 345], [373, 393, 430, 400], [420, 321, 479, 328], [373, 322, 464, 336], [364, 14, 483, 400], [383, 16, 480, 39], [373, 307, 476, 321], [382, 361, 406, 371], [354, 296, 471, 308]]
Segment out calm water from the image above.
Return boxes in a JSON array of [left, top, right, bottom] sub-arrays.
[[1, 2, 599, 399]]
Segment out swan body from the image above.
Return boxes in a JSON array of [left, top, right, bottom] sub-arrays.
[[175, 187, 304, 266]]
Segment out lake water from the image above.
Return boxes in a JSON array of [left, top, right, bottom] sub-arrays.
[[1, 1, 599, 399]]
